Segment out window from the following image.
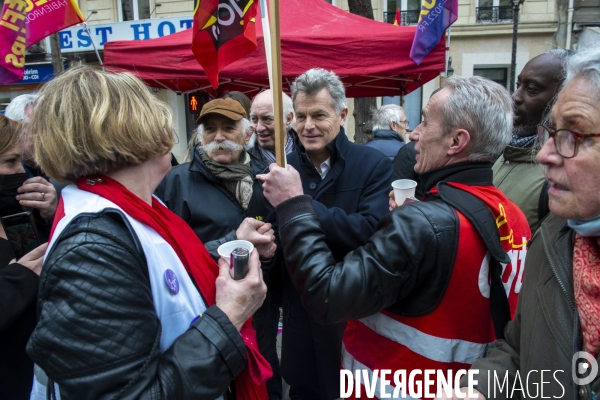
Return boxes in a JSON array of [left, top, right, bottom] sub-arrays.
[[119, 0, 151, 21], [384, 0, 420, 25], [0, 97, 12, 113], [324, 0, 337, 5], [403, 0, 421, 24], [478, 0, 511, 8], [476, 0, 513, 22], [474, 68, 508, 89]]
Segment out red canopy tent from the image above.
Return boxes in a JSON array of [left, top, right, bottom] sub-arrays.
[[104, 0, 446, 98]]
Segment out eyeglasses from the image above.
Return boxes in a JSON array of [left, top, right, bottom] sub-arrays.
[[399, 120, 409, 127], [537, 125, 600, 158]]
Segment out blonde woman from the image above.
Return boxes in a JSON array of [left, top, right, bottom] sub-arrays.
[[26, 67, 271, 399]]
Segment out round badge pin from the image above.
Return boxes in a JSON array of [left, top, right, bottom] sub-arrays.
[[164, 269, 180, 294]]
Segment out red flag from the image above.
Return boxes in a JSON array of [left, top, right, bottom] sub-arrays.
[[0, 0, 85, 85], [192, 0, 258, 89], [393, 7, 401, 26]]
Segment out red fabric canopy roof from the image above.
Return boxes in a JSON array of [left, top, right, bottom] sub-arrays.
[[104, 0, 446, 98]]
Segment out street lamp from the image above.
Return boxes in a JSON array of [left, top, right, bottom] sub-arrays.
[[447, 57, 454, 76], [509, 0, 525, 93]]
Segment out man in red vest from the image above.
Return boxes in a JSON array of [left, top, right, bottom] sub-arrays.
[[258, 75, 531, 399]]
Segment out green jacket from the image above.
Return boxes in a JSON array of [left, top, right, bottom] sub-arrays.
[[493, 145, 546, 233], [464, 214, 600, 399]]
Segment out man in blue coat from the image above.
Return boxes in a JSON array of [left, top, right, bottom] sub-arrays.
[[364, 104, 407, 160], [258, 68, 391, 400]]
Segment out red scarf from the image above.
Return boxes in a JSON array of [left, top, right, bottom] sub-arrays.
[[573, 234, 600, 358], [53, 176, 271, 399]]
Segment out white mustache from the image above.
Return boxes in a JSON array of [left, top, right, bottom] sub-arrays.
[[202, 140, 244, 154]]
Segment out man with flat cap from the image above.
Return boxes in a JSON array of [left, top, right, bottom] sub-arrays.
[[156, 97, 277, 264]]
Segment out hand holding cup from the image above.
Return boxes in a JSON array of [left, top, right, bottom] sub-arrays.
[[389, 179, 417, 210], [215, 249, 266, 331], [218, 240, 254, 279]]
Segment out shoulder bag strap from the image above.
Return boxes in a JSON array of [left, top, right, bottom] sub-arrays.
[[437, 183, 512, 340]]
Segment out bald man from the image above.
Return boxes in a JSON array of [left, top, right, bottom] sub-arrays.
[[493, 49, 572, 233], [248, 90, 296, 400], [249, 90, 295, 164]]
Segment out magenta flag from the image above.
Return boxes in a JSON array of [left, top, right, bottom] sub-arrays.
[[0, 0, 84, 85], [410, 0, 458, 66]]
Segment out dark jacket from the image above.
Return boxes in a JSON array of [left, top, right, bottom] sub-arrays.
[[155, 146, 273, 260], [276, 163, 494, 324], [364, 129, 405, 161], [0, 257, 39, 400], [392, 141, 424, 198], [281, 129, 391, 399], [26, 209, 247, 399], [287, 128, 392, 260], [464, 213, 600, 399], [246, 135, 297, 400]]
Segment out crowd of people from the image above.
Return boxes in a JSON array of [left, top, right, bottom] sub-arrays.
[[0, 44, 599, 400]]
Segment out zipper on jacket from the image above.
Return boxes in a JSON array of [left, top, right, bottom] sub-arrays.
[[543, 236, 576, 313]]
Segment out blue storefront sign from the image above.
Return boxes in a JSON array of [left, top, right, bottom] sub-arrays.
[[13, 64, 56, 85], [56, 17, 193, 54]]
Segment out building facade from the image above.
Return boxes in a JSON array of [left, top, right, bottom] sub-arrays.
[[1, 0, 597, 157], [326, 0, 563, 141]]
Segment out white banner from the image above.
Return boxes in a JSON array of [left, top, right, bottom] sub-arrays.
[[56, 17, 193, 53]]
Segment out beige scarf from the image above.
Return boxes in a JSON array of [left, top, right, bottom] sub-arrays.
[[198, 148, 254, 210]]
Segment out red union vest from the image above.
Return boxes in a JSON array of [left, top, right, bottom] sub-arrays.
[[342, 183, 531, 399]]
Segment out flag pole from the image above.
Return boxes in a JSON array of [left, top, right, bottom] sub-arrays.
[[83, 21, 103, 66], [259, 0, 273, 89], [268, 0, 286, 167], [261, 0, 277, 137]]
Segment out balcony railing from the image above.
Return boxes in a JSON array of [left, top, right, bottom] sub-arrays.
[[475, 6, 514, 23], [383, 10, 421, 26]]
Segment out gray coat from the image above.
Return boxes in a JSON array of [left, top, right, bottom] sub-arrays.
[[464, 213, 600, 400]]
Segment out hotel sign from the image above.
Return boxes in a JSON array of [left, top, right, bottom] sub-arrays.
[[56, 17, 193, 53]]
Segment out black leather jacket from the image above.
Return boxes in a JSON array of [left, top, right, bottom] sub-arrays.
[[27, 209, 247, 399], [275, 163, 494, 323]]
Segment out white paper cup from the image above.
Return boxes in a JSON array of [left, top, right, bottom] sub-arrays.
[[217, 240, 254, 265], [392, 179, 417, 206]]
